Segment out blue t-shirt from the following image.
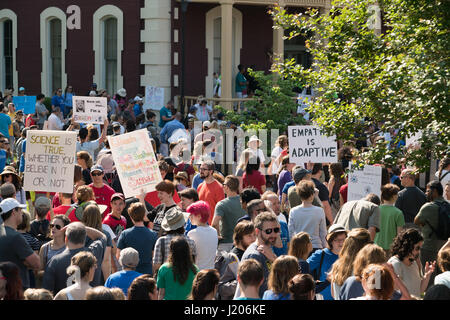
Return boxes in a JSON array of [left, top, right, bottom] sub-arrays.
[[62, 93, 73, 108], [0, 113, 12, 138], [51, 95, 65, 114], [0, 149, 6, 173], [282, 181, 295, 195], [307, 248, 338, 300], [117, 226, 158, 274], [133, 104, 142, 117], [273, 220, 289, 256], [262, 290, 290, 300], [339, 275, 402, 300], [104, 270, 142, 296], [192, 173, 204, 190], [158, 107, 172, 128]]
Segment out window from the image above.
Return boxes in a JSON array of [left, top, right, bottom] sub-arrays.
[[104, 17, 117, 95], [49, 19, 62, 93], [2, 19, 13, 89], [284, 30, 312, 69]]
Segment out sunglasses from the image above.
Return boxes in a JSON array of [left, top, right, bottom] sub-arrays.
[[50, 224, 62, 230], [91, 172, 103, 176], [3, 174, 12, 178], [261, 227, 280, 235]]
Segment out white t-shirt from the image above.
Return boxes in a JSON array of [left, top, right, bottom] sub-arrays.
[[288, 205, 327, 249], [277, 213, 287, 224], [388, 256, 422, 297], [187, 225, 218, 270], [434, 271, 450, 289], [436, 169, 450, 200], [47, 113, 63, 130], [270, 146, 283, 175]]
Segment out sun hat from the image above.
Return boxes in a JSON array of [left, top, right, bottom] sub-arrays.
[[161, 208, 189, 231], [117, 88, 127, 98], [248, 135, 262, 147]]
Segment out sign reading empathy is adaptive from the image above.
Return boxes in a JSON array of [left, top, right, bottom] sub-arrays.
[[24, 130, 77, 193], [108, 129, 162, 198], [288, 125, 338, 164], [347, 164, 382, 201], [72, 96, 107, 124]]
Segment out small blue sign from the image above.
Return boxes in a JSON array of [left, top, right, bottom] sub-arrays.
[[12, 96, 37, 114]]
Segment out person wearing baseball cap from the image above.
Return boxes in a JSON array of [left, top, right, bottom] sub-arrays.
[[103, 193, 127, 238], [89, 164, 115, 218], [105, 247, 142, 296], [0, 198, 40, 289]]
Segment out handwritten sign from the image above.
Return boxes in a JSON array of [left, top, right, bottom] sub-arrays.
[[13, 96, 36, 114], [23, 130, 77, 193], [347, 164, 382, 201], [288, 125, 338, 164], [406, 131, 422, 148], [72, 96, 107, 124], [143, 86, 164, 111], [108, 129, 162, 198]]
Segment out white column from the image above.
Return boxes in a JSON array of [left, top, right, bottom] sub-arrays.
[[220, 0, 233, 110]]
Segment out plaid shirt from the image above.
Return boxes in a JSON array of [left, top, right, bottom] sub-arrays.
[[152, 234, 197, 266]]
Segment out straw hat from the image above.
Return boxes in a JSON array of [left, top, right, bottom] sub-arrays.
[[248, 135, 262, 148], [0, 166, 21, 185]]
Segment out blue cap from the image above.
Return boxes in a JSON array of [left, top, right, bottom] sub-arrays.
[[90, 164, 104, 173], [19, 87, 25, 91]]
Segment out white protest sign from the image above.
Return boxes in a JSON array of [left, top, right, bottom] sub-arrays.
[[168, 128, 190, 144], [73, 96, 107, 124], [143, 86, 164, 111], [347, 164, 382, 201], [288, 125, 338, 165], [23, 130, 77, 193], [108, 129, 163, 198], [406, 131, 422, 148]]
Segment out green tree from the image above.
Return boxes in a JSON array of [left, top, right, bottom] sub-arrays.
[[270, 0, 449, 171]]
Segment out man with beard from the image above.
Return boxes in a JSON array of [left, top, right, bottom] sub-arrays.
[[197, 160, 224, 225], [388, 228, 436, 297], [239, 211, 280, 298]]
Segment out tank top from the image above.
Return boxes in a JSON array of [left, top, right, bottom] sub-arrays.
[[43, 242, 66, 267]]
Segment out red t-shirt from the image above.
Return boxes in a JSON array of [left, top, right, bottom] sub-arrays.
[[46, 205, 74, 221], [144, 190, 181, 208], [339, 183, 348, 204], [102, 214, 127, 236], [89, 183, 116, 218], [242, 170, 266, 194], [197, 180, 225, 225]]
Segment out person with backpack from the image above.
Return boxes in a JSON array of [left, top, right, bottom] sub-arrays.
[[414, 180, 450, 288]]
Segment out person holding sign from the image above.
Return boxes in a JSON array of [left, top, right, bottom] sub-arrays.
[[75, 118, 108, 162]]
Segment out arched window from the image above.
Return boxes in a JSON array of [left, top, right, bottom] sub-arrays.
[[93, 5, 123, 95], [40, 7, 67, 96], [0, 9, 17, 92], [103, 17, 118, 95]]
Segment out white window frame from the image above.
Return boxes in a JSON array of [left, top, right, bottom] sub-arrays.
[[40, 7, 67, 97], [0, 9, 18, 92], [93, 5, 123, 94]]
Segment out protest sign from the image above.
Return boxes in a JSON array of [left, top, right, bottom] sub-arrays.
[[406, 131, 422, 148], [23, 130, 77, 193], [13, 96, 36, 114], [72, 96, 107, 124], [108, 129, 162, 198], [347, 164, 382, 201], [143, 86, 164, 111], [288, 125, 338, 164]]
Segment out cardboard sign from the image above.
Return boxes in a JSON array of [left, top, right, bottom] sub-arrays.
[[288, 125, 338, 164], [143, 86, 164, 111], [108, 129, 162, 198], [23, 130, 77, 193], [72, 96, 107, 124], [347, 164, 382, 201], [12, 96, 36, 114]]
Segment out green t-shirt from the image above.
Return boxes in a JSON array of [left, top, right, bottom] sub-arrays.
[[157, 262, 198, 300], [235, 73, 247, 93], [374, 204, 405, 250], [287, 185, 322, 210], [214, 195, 246, 243]]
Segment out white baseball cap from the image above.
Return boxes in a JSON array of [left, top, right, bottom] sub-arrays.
[[0, 198, 27, 215]]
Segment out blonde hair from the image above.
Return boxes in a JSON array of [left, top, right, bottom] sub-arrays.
[[67, 251, 97, 282], [24, 288, 54, 300], [353, 244, 387, 281], [267, 255, 299, 295], [329, 228, 372, 286]]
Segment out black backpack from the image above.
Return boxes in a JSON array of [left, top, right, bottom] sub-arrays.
[[427, 201, 450, 240]]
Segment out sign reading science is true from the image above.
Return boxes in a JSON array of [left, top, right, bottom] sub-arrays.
[[108, 129, 163, 198], [73, 96, 107, 124], [288, 125, 338, 165], [23, 130, 77, 193]]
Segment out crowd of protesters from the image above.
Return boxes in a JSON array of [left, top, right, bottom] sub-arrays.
[[0, 84, 449, 301]]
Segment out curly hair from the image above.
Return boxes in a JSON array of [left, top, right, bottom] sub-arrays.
[[390, 228, 423, 261]]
